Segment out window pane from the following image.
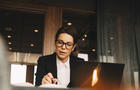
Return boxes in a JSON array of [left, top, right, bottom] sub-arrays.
[[78, 53, 88, 61], [0, 9, 44, 53], [63, 10, 97, 61], [33, 65, 37, 85], [10, 64, 27, 84]]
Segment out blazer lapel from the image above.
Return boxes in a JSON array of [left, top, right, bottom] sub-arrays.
[[47, 53, 57, 78], [68, 56, 75, 87]]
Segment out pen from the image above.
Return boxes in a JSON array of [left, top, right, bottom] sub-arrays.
[[51, 78, 54, 81]]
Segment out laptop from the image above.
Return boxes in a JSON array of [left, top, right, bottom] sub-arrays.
[[70, 62, 124, 88]]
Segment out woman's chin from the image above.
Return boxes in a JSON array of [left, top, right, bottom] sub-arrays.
[[58, 55, 68, 61]]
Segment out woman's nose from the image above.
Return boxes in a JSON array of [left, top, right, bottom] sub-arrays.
[[61, 44, 66, 49]]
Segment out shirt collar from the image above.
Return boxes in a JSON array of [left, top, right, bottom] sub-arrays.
[[56, 56, 70, 68]]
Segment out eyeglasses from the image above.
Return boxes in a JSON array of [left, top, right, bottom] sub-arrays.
[[56, 40, 74, 50]]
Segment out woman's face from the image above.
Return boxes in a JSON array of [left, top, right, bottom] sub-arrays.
[[55, 33, 75, 62]]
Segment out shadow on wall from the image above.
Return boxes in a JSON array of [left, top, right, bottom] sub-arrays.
[[0, 34, 11, 90]]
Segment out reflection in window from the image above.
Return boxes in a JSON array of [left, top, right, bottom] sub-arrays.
[[63, 10, 97, 61], [0, 9, 44, 53]]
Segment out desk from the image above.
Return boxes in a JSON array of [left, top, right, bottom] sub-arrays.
[[13, 87, 88, 90], [12, 86, 137, 90]]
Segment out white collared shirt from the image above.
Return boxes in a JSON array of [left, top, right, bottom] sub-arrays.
[[56, 56, 70, 87]]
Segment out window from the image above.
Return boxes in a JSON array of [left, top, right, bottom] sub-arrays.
[[33, 65, 37, 85], [78, 53, 88, 61], [0, 9, 44, 53], [63, 10, 97, 61], [10, 64, 27, 84]]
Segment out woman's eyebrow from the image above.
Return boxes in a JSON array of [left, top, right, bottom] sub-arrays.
[[58, 39, 73, 43]]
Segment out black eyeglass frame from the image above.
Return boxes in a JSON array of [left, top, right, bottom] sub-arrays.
[[56, 40, 74, 50]]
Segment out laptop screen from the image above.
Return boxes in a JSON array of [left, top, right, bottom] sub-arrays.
[[70, 62, 124, 88]]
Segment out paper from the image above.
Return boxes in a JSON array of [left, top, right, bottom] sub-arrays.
[[39, 84, 67, 88], [11, 82, 34, 87]]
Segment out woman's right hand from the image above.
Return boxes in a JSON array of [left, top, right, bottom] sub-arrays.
[[41, 72, 57, 85]]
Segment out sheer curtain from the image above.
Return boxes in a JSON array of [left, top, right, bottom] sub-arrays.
[[97, 0, 140, 87]]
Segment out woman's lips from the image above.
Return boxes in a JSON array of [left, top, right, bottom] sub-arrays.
[[59, 51, 66, 55]]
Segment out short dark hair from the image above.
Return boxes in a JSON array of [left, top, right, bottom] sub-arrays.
[[55, 26, 78, 44]]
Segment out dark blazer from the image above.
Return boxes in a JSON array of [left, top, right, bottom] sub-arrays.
[[35, 53, 84, 87]]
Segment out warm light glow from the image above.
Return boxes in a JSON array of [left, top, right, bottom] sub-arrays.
[[110, 37, 114, 40], [34, 29, 39, 32], [82, 38, 85, 41], [91, 64, 101, 87], [8, 35, 12, 38], [67, 22, 72, 26], [92, 49, 96, 52], [84, 34, 87, 37], [8, 42, 12, 45], [9, 47, 12, 50], [107, 50, 111, 53], [30, 43, 34, 47], [92, 69, 98, 87]]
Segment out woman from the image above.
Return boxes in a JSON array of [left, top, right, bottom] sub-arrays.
[[35, 26, 84, 87]]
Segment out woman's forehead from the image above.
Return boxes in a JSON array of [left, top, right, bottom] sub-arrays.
[[57, 33, 74, 43]]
